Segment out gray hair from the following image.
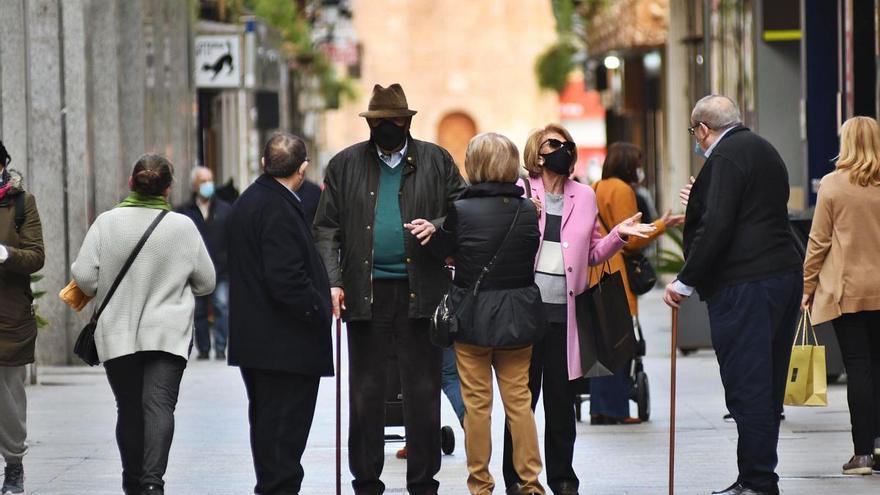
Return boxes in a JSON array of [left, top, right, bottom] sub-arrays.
[[190, 165, 212, 184], [691, 95, 742, 130]]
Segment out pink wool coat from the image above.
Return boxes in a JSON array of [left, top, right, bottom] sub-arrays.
[[518, 176, 627, 379]]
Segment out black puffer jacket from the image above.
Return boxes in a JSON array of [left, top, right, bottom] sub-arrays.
[[431, 182, 545, 347]]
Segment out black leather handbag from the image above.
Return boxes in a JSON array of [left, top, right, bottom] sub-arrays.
[[597, 213, 656, 296], [74, 210, 168, 366], [430, 202, 523, 348]]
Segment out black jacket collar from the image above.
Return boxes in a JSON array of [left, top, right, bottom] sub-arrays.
[[461, 182, 524, 199], [256, 174, 304, 216]]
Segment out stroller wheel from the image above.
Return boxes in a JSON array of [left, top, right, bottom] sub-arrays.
[[635, 371, 650, 421], [440, 425, 455, 455]]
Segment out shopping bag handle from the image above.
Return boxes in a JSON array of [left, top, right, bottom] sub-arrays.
[[794, 309, 820, 347]]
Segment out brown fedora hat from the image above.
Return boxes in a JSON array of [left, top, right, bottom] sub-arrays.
[[358, 83, 418, 118]]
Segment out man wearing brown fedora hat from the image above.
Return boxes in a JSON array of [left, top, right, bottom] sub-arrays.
[[315, 83, 465, 495]]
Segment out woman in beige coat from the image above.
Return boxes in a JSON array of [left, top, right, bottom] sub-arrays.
[[803, 116, 880, 475]]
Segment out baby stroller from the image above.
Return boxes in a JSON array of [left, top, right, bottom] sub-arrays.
[[384, 349, 456, 455], [574, 316, 650, 422]]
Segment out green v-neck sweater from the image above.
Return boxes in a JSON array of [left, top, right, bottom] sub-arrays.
[[373, 161, 407, 279]]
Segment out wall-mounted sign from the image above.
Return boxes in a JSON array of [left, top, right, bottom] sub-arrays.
[[195, 35, 241, 88]]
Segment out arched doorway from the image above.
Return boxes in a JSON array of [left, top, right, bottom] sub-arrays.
[[437, 112, 478, 179]]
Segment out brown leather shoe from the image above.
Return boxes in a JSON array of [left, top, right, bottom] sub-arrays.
[[842, 455, 874, 475]]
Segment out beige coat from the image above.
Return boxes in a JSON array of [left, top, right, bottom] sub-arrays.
[[803, 170, 880, 324]]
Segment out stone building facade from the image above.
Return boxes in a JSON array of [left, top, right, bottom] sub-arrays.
[[0, 0, 195, 364], [321, 0, 560, 174]]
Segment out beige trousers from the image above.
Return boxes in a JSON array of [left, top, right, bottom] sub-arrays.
[[455, 342, 545, 495]]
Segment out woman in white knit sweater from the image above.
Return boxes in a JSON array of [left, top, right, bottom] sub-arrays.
[[72, 154, 215, 495]]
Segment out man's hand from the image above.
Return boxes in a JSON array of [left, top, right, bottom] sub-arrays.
[[331, 287, 346, 318], [404, 219, 437, 246], [801, 293, 812, 311], [616, 212, 657, 239], [679, 176, 696, 207], [663, 282, 687, 308]]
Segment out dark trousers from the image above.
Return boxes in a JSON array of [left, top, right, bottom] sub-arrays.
[[104, 351, 186, 491], [347, 279, 442, 495], [240, 367, 320, 495], [707, 271, 801, 494], [194, 278, 229, 354], [832, 311, 880, 455], [502, 321, 578, 493]]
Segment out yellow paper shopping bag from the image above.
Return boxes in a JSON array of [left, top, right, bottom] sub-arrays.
[[784, 311, 827, 407]]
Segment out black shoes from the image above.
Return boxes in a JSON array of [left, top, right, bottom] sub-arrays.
[[1, 463, 24, 495], [712, 482, 775, 495], [141, 483, 164, 495], [553, 480, 579, 495], [196, 351, 210, 360], [215, 350, 226, 360]]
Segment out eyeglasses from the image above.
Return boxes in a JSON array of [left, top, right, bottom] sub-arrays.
[[688, 122, 707, 135], [542, 138, 576, 153], [367, 117, 410, 128]]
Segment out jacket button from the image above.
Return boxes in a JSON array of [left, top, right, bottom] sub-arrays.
[[407, 156, 413, 162], [364, 260, 369, 265], [406, 257, 412, 264], [409, 292, 416, 300], [567, 267, 572, 272], [366, 225, 372, 230], [562, 241, 569, 248], [569, 290, 574, 296], [370, 191, 375, 196]]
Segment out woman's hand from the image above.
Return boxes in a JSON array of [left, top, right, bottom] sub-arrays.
[[660, 209, 686, 229], [615, 212, 657, 239], [530, 197, 543, 216], [801, 293, 813, 311], [404, 219, 437, 246]]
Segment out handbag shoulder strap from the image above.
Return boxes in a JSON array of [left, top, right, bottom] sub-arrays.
[[95, 210, 169, 318], [473, 200, 523, 294], [522, 178, 532, 199]]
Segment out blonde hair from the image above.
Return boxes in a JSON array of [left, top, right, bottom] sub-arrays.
[[836, 116, 880, 187], [464, 132, 520, 184], [523, 123, 577, 177]]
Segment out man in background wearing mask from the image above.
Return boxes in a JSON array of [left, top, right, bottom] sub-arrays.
[[177, 166, 232, 360], [315, 84, 465, 495], [0, 140, 45, 495]]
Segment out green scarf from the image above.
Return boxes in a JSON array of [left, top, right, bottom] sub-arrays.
[[116, 192, 171, 211]]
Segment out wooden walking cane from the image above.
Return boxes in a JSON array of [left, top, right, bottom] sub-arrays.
[[336, 317, 343, 495], [669, 307, 679, 495]]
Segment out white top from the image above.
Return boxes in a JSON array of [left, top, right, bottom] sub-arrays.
[[72, 207, 216, 362], [0, 244, 7, 263], [376, 142, 409, 169]]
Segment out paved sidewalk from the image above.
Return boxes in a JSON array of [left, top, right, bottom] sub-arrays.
[[10, 290, 880, 494]]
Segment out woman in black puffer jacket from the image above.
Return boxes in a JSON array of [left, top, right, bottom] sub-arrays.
[[409, 132, 546, 495]]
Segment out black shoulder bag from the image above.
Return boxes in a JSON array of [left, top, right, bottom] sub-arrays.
[[430, 200, 523, 348], [74, 210, 169, 366]]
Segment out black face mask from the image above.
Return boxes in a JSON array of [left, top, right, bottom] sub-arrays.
[[541, 148, 573, 176], [371, 120, 407, 151]]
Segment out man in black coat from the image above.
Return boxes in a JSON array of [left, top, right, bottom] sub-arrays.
[[314, 84, 465, 495], [664, 95, 802, 495], [176, 166, 232, 360], [227, 132, 333, 495]]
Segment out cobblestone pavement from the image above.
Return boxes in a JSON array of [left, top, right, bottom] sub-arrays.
[[11, 290, 880, 494]]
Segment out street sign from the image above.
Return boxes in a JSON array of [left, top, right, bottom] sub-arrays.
[[195, 35, 242, 88]]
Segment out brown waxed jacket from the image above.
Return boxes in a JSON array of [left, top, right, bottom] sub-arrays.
[[0, 177, 45, 366], [314, 137, 466, 322]]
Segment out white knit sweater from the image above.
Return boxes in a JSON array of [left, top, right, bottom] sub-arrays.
[[72, 207, 215, 362]]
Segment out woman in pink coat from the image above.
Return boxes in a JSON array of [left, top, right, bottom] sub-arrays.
[[501, 124, 654, 495]]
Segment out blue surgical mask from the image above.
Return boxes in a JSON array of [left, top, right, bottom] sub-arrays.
[[198, 181, 215, 199], [693, 139, 703, 156]]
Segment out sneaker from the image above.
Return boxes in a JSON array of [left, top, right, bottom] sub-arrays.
[[2, 463, 24, 495], [215, 350, 226, 361], [842, 454, 874, 475]]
